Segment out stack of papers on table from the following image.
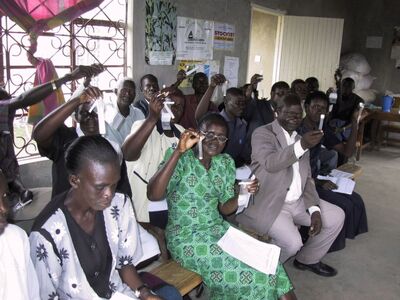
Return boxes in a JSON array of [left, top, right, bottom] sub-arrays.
[[217, 226, 281, 275]]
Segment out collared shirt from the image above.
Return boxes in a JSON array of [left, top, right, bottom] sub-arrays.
[[220, 110, 248, 167], [126, 119, 184, 222], [281, 128, 306, 203], [281, 126, 320, 215], [104, 99, 145, 146]]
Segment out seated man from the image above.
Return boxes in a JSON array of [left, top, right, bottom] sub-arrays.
[[291, 79, 308, 103], [32, 84, 132, 199], [243, 80, 290, 162], [331, 77, 364, 126], [134, 74, 160, 117], [122, 87, 185, 261], [297, 91, 368, 252], [305, 77, 320, 93], [0, 170, 40, 299], [236, 94, 345, 277], [105, 78, 145, 146]]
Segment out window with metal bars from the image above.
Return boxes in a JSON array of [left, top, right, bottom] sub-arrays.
[[0, 0, 127, 161]]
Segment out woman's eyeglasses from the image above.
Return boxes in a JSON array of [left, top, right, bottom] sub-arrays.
[[201, 131, 228, 143]]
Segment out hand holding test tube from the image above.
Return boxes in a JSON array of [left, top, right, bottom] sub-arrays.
[[356, 103, 365, 124], [318, 114, 325, 130]]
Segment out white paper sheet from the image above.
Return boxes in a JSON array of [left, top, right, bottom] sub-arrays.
[[110, 291, 136, 300], [329, 169, 354, 179], [217, 226, 281, 275], [317, 175, 355, 195]]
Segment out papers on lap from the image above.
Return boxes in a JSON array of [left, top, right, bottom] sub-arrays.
[[329, 169, 353, 179], [317, 175, 355, 194], [217, 226, 281, 275]]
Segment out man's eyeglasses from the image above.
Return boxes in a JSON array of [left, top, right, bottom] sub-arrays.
[[201, 131, 228, 143]]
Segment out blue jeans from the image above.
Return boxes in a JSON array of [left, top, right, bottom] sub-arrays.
[[154, 284, 182, 300]]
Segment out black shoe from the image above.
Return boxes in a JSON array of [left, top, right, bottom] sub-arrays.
[[293, 259, 337, 277]]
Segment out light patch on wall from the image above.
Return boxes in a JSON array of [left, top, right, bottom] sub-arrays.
[[366, 36, 383, 49], [254, 55, 262, 63]]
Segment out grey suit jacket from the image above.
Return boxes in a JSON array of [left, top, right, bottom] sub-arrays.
[[236, 119, 320, 234]]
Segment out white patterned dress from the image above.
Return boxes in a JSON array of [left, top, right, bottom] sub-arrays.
[[29, 192, 142, 300]]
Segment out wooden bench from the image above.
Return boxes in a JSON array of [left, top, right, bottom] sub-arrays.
[[336, 163, 363, 180], [149, 260, 203, 296]]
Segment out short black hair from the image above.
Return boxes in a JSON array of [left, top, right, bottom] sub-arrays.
[[305, 77, 318, 85], [291, 79, 306, 90], [304, 90, 329, 106], [342, 77, 355, 85], [276, 93, 302, 111], [225, 87, 243, 103], [271, 81, 290, 93], [140, 74, 158, 89], [197, 112, 229, 136], [192, 72, 207, 85], [65, 135, 119, 175]]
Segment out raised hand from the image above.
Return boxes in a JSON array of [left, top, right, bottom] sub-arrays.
[[177, 129, 200, 153], [210, 73, 226, 87], [67, 64, 104, 82], [176, 69, 187, 82], [75, 86, 103, 104], [148, 91, 167, 121], [309, 211, 322, 237], [250, 74, 263, 89], [300, 130, 323, 149]]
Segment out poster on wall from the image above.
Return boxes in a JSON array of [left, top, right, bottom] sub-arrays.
[[176, 16, 214, 60], [145, 0, 177, 65], [214, 22, 235, 51], [177, 60, 220, 88], [223, 56, 239, 88]]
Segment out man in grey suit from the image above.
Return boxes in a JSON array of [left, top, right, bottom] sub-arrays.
[[236, 94, 344, 277]]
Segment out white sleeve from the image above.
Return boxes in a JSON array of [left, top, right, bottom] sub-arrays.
[[294, 140, 308, 159], [23, 233, 41, 300]]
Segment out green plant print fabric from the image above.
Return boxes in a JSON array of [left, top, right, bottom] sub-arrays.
[[161, 148, 293, 300]]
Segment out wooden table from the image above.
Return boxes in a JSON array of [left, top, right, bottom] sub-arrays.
[[369, 109, 400, 150]]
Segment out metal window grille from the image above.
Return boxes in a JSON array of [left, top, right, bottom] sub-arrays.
[[0, 0, 127, 160]]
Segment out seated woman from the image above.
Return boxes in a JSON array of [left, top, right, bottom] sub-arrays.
[[147, 113, 296, 300], [29, 136, 181, 300]]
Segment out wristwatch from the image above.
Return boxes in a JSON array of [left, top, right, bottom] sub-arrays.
[[134, 284, 156, 298]]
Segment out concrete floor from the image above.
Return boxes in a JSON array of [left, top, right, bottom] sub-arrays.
[[284, 146, 400, 300], [189, 146, 400, 299]]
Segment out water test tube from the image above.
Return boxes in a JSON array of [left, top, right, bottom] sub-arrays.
[[318, 114, 325, 130]]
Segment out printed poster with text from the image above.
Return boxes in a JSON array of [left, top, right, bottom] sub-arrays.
[[177, 16, 214, 60], [214, 22, 235, 51]]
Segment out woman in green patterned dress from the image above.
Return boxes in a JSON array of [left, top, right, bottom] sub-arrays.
[[148, 113, 296, 300]]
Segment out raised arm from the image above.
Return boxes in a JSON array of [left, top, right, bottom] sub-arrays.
[[170, 69, 186, 88], [122, 91, 166, 161], [244, 74, 263, 99], [252, 127, 322, 173], [7, 64, 103, 110], [32, 86, 102, 149], [147, 130, 199, 201], [194, 73, 226, 122]]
